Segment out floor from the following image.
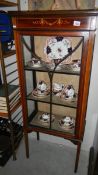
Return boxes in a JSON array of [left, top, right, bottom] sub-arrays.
[[0, 136, 89, 175]]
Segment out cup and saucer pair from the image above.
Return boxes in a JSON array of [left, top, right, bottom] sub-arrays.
[[39, 112, 55, 125], [32, 80, 49, 97], [52, 83, 76, 101], [71, 59, 81, 72], [27, 57, 42, 68], [60, 85, 76, 101], [59, 116, 75, 130], [52, 83, 64, 97]]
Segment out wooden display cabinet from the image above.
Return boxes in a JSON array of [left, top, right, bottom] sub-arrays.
[[9, 10, 98, 172]]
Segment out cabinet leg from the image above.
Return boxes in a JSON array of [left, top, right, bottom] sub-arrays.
[[74, 142, 81, 173], [11, 137, 16, 160], [37, 132, 40, 140], [24, 131, 29, 158]]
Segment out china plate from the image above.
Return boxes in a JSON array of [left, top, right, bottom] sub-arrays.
[[44, 36, 71, 61]]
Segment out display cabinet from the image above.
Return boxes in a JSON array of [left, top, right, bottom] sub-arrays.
[[9, 10, 98, 172]]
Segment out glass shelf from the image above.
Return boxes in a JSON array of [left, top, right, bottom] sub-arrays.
[[25, 64, 80, 76], [29, 111, 75, 135], [27, 92, 77, 109]]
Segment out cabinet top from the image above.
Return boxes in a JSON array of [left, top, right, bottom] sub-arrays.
[[9, 9, 98, 17], [9, 10, 98, 31]]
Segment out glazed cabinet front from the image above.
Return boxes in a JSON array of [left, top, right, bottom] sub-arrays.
[[14, 30, 90, 141]]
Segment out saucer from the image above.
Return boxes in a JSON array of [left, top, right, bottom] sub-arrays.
[[32, 88, 50, 98], [60, 93, 77, 101]]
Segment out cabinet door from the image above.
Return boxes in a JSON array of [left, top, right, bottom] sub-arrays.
[[19, 31, 89, 137]]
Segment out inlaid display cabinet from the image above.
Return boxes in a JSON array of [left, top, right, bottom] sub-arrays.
[[9, 10, 98, 172]]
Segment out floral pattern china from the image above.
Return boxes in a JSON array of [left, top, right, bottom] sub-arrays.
[[44, 36, 72, 69]]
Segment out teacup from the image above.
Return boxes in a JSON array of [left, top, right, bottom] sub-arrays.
[[72, 59, 81, 71], [53, 83, 64, 95], [63, 85, 75, 99], [40, 113, 55, 123], [41, 113, 49, 121], [31, 57, 41, 66], [61, 116, 74, 126], [37, 80, 47, 95]]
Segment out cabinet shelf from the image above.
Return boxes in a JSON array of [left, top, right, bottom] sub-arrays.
[[2, 50, 16, 59], [27, 93, 77, 109], [0, 0, 18, 7], [29, 111, 75, 135], [0, 100, 21, 118], [25, 65, 80, 76]]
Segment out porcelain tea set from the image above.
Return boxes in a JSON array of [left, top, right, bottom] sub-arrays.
[[32, 80, 75, 100], [39, 112, 75, 130]]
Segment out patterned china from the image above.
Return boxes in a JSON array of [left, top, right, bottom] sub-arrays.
[[44, 36, 72, 69], [71, 59, 81, 71], [39, 113, 55, 123], [27, 57, 41, 68], [59, 116, 75, 130], [61, 85, 75, 100], [53, 83, 64, 96], [32, 80, 49, 97]]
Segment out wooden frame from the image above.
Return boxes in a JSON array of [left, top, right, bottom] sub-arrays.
[[9, 9, 98, 173]]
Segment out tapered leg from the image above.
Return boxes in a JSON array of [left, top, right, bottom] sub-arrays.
[[24, 131, 29, 158], [74, 142, 81, 173], [10, 134, 16, 160], [37, 132, 40, 140]]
